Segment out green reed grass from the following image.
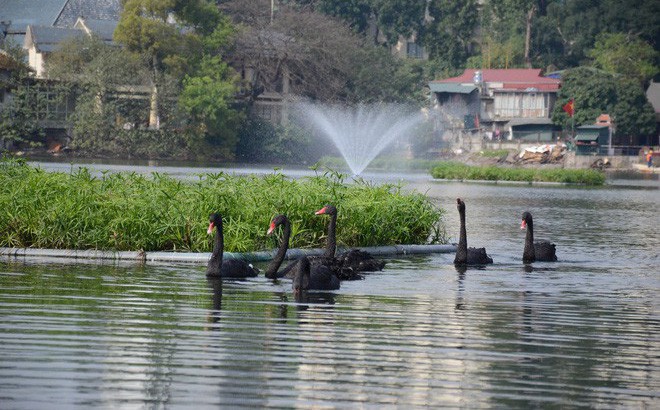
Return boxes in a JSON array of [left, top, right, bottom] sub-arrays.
[[430, 161, 605, 185], [0, 158, 446, 252]]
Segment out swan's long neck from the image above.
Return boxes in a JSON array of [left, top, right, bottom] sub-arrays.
[[265, 219, 291, 279], [293, 257, 310, 293], [454, 208, 468, 264], [523, 218, 535, 263], [324, 211, 337, 258], [207, 221, 224, 275]]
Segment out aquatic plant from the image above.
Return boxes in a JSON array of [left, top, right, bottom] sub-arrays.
[[0, 158, 445, 252], [430, 161, 606, 185]]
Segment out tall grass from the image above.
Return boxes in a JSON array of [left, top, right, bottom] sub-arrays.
[[0, 158, 446, 252], [430, 161, 606, 185]]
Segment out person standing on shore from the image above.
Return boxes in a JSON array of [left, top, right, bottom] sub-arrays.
[[646, 149, 654, 168]]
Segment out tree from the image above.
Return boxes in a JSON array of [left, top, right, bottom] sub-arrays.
[[539, 0, 660, 69], [345, 47, 431, 104], [0, 41, 50, 149], [588, 33, 659, 86], [113, 0, 243, 159], [114, 0, 217, 129], [45, 36, 185, 157], [221, 1, 433, 104], [221, 1, 367, 102], [552, 67, 655, 144], [311, 0, 373, 36], [370, 0, 427, 46], [610, 79, 656, 145], [307, 0, 427, 46], [422, 0, 479, 69], [179, 55, 242, 158]]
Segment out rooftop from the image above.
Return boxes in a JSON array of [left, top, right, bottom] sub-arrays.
[[25, 25, 85, 52], [431, 69, 561, 91]]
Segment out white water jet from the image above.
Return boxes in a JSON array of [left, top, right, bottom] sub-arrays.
[[297, 102, 425, 176]]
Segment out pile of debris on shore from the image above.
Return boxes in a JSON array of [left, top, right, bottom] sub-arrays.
[[494, 144, 567, 165], [517, 144, 566, 164]]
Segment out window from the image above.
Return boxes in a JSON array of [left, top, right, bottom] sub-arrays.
[[406, 42, 424, 59]]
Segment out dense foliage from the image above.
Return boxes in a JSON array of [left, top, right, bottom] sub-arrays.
[[552, 68, 656, 143], [1, 0, 658, 158], [0, 158, 446, 251], [430, 161, 606, 185], [0, 41, 48, 149]]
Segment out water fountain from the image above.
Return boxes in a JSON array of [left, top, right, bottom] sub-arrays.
[[296, 102, 426, 176]]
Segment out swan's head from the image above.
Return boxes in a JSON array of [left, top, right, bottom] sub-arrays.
[[208, 213, 222, 234], [267, 214, 288, 235], [456, 198, 466, 212], [315, 204, 337, 216], [521, 211, 533, 230]]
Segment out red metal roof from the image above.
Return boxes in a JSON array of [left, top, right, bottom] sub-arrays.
[[432, 69, 560, 91]]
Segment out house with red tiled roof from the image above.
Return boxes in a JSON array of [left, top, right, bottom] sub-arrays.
[[429, 69, 562, 143]]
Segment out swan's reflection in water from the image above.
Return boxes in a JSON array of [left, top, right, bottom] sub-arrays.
[[205, 278, 223, 327], [454, 266, 466, 310], [293, 291, 336, 311]]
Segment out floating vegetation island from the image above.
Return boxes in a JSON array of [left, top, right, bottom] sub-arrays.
[[0, 158, 446, 252]]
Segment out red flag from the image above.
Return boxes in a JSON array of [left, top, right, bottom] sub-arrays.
[[562, 99, 574, 117]]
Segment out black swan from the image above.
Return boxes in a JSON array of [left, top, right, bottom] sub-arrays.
[[267, 215, 340, 291], [454, 198, 493, 265], [264, 214, 296, 279], [269, 212, 360, 281], [315, 205, 385, 273], [206, 213, 259, 278], [292, 256, 340, 293], [521, 211, 557, 263]]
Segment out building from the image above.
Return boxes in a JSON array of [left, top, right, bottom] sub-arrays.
[[0, 0, 120, 76], [0, 0, 121, 139], [0, 0, 120, 45], [574, 125, 609, 155], [429, 69, 561, 143], [646, 82, 660, 146], [24, 18, 117, 78]]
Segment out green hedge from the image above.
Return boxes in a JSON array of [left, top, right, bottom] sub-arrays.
[[0, 158, 446, 252], [430, 161, 605, 185]]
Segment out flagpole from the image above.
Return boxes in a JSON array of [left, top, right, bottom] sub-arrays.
[[571, 113, 575, 138]]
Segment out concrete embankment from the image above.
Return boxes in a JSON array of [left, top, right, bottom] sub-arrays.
[[0, 244, 456, 265]]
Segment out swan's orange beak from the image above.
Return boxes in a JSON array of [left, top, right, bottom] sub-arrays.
[[315, 206, 327, 215], [267, 221, 276, 235], [207, 222, 215, 235], [520, 220, 527, 230]]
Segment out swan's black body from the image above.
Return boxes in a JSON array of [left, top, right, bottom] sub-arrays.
[[521, 211, 557, 263], [206, 213, 259, 278], [315, 205, 385, 276], [454, 198, 493, 266], [292, 256, 340, 292], [266, 215, 340, 291]]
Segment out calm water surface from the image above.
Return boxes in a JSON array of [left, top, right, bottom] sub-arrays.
[[1, 165, 659, 408]]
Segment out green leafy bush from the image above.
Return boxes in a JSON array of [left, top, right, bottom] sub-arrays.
[[0, 158, 446, 251], [430, 161, 605, 185]]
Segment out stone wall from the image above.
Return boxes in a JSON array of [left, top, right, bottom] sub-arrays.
[[563, 152, 641, 170]]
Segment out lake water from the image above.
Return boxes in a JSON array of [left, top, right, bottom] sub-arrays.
[[1, 164, 659, 408]]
